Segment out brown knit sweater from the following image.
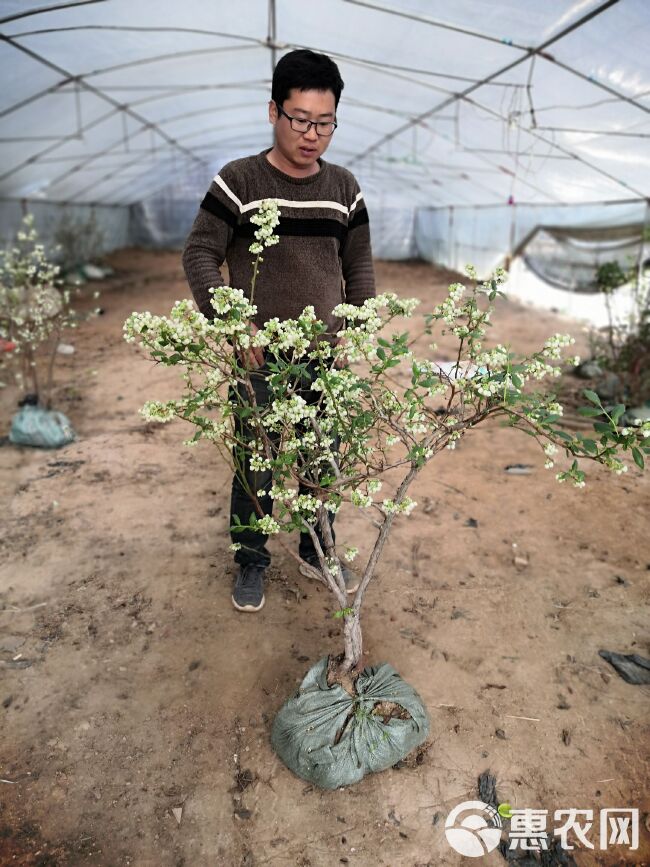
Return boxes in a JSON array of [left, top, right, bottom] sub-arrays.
[[181, 148, 376, 344]]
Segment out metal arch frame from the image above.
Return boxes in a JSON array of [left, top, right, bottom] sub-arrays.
[[57, 42, 262, 82], [0, 1, 105, 26], [0, 23, 529, 118], [343, 0, 532, 50], [346, 0, 649, 200], [0, 12, 544, 199], [458, 89, 647, 197], [0, 100, 264, 155], [391, 118, 563, 205], [0, 36, 213, 186], [0, 0, 648, 207], [344, 0, 650, 117], [0, 80, 269, 186], [534, 126, 650, 140]]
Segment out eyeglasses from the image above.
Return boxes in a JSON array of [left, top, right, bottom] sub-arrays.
[[275, 103, 338, 137]]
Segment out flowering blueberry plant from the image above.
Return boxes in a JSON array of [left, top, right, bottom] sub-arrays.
[[0, 213, 101, 406], [124, 200, 649, 684]]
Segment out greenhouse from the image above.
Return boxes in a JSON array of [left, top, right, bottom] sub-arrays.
[[1, 2, 649, 864]]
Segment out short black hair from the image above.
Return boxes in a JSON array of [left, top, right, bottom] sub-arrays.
[[271, 49, 344, 109]]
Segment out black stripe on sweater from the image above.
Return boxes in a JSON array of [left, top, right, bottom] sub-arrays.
[[235, 216, 347, 242], [200, 191, 238, 228], [349, 206, 369, 230]]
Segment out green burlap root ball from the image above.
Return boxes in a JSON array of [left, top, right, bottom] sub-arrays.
[[271, 656, 430, 789]]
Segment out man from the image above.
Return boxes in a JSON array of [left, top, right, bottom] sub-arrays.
[[182, 49, 376, 613]]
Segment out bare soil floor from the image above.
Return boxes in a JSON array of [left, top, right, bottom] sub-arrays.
[[1, 251, 648, 867]]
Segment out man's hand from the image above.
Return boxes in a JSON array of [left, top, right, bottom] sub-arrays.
[[237, 321, 265, 369], [333, 336, 349, 369]]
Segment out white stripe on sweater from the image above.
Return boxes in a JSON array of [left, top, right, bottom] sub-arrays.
[[213, 174, 364, 217], [348, 191, 363, 214]]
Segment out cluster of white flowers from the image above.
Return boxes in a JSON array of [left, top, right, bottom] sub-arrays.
[[381, 496, 417, 516], [262, 394, 318, 429], [621, 422, 650, 438], [289, 493, 322, 514], [541, 333, 575, 360], [473, 376, 505, 398], [447, 282, 466, 304], [403, 411, 428, 435], [312, 368, 362, 397], [351, 490, 373, 508], [344, 546, 358, 562], [125, 299, 224, 352], [543, 442, 558, 469], [255, 515, 281, 534], [367, 479, 382, 494], [523, 357, 562, 380], [254, 311, 313, 353], [432, 295, 463, 326], [326, 557, 340, 577], [476, 344, 510, 370], [250, 454, 273, 472], [379, 390, 402, 414], [140, 400, 176, 422], [334, 293, 419, 331], [602, 457, 628, 475], [248, 199, 280, 255], [445, 429, 463, 450], [209, 285, 257, 319]]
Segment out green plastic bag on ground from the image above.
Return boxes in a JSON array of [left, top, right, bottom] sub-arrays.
[[9, 404, 76, 448], [271, 656, 430, 789]]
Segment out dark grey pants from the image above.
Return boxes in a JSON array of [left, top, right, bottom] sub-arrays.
[[228, 358, 338, 567]]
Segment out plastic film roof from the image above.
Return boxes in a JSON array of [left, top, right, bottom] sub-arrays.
[[1, 0, 649, 211]]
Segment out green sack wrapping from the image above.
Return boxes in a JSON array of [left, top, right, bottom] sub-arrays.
[[9, 404, 76, 449], [271, 656, 430, 789]]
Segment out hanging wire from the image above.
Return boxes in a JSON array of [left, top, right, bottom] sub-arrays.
[[347, 0, 642, 185]]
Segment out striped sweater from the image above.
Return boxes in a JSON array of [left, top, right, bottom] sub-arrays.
[[181, 148, 376, 345]]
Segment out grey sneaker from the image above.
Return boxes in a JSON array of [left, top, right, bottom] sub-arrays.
[[299, 555, 360, 594], [232, 564, 266, 612]]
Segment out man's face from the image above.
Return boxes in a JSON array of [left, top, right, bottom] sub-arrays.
[[269, 88, 336, 169]]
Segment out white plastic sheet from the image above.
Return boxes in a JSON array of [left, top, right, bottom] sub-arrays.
[[0, 0, 648, 279]]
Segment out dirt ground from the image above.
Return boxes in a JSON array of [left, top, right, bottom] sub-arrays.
[[1, 251, 648, 867]]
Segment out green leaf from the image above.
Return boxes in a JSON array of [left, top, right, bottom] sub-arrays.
[[580, 438, 598, 454], [377, 347, 386, 361], [577, 406, 603, 417], [610, 404, 625, 424], [511, 372, 522, 389], [593, 421, 612, 434], [583, 389, 601, 406], [632, 447, 645, 470]]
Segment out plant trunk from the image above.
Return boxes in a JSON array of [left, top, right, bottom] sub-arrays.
[[327, 613, 363, 694], [342, 613, 363, 672]]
